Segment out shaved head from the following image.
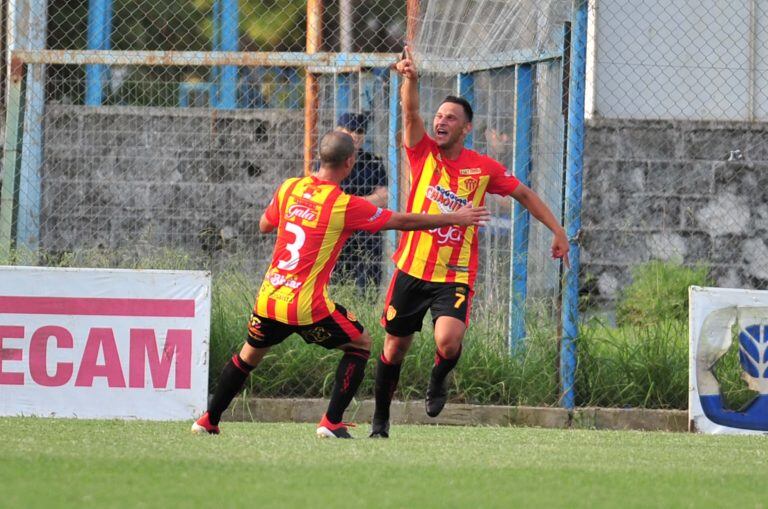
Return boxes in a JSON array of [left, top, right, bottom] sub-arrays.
[[319, 131, 355, 168]]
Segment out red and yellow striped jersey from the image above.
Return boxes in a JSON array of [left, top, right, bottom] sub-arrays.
[[256, 175, 392, 325], [393, 134, 520, 288]]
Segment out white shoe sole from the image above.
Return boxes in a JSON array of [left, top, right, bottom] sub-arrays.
[[316, 426, 337, 438], [191, 422, 215, 435]]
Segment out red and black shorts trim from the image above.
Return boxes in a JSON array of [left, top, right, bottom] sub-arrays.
[[381, 269, 473, 337], [246, 303, 364, 350]]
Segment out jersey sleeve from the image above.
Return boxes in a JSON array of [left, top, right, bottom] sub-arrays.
[[263, 188, 281, 226], [404, 133, 436, 180], [344, 195, 393, 233], [485, 157, 521, 196]]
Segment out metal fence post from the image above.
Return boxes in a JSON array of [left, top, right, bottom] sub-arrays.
[[560, 0, 589, 410], [0, 59, 23, 259], [85, 0, 112, 106], [509, 63, 534, 352], [457, 72, 474, 148], [213, 0, 238, 109], [385, 69, 400, 283]]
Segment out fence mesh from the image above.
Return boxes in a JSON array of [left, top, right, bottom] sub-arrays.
[[7, 0, 762, 410]]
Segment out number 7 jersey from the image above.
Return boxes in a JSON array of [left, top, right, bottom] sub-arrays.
[[256, 175, 392, 325], [393, 134, 521, 288]]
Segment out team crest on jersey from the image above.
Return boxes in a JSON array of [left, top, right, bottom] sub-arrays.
[[426, 185, 469, 213], [460, 167, 482, 176], [386, 305, 397, 321], [459, 177, 479, 193]]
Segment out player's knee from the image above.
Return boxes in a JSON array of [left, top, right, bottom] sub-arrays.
[[434, 332, 464, 358], [436, 341, 462, 359], [352, 332, 372, 352], [384, 334, 412, 363]]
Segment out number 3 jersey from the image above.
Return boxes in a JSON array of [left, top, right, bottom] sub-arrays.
[[256, 175, 393, 325], [393, 133, 521, 289]]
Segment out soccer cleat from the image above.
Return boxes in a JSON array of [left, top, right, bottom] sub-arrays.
[[368, 419, 390, 438], [191, 412, 220, 435], [316, 414, 354, 439], [425, 378, 448, 418]]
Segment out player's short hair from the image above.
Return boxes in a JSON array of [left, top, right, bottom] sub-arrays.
[[319, 131, 355, 168], [440, 95, 474, 122]]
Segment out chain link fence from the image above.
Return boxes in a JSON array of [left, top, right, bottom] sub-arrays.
[[583, 0, 768, 304], [15, 0, 766, 410]]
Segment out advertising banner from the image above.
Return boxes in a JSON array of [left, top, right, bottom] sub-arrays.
[[0, 266, 211, 420], [689, 286, 768, 434]]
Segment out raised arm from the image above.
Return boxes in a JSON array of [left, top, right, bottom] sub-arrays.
[[394, 46, 426, 148], [382, 205, 490, 231]]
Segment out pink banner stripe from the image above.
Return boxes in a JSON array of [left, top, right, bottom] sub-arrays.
[[0, 296, 195, 317]]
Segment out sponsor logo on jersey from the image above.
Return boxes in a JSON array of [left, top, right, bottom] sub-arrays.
[[267, 270, 303, 290], [285, 203, 318, 222], [460, 167, 482, 176], [368, 208, 384, 222], [303, 326, 332, 344], [426, 185, 469, 213], [429, 225, 464, 246]]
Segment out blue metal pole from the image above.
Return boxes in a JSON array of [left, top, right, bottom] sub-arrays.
[[457, 73, 474, 148], [509, 63, 534, 353], [560, 0, 588, 411], [85, 0, 112, 106], [336, 72, 350, 119], [218, 0, 238, 109], [287, 68, 301, 109], [386, 70, 400, 283], [16, 0, 49, 251], [211, 0, 221, 106]]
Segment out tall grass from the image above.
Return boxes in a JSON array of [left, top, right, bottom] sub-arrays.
[[2, 248, 755, 409]]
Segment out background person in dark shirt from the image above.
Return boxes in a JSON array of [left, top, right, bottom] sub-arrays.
[[335, 112, 388, 290]]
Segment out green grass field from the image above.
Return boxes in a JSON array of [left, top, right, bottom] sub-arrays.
[[1, 418, 765, 508]]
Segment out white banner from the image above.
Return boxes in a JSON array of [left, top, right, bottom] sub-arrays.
[[689, 286, 768, 434], [0, 266, 211, 420]]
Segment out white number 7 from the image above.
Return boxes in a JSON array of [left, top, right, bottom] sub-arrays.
[[277, 222, 306, 271]]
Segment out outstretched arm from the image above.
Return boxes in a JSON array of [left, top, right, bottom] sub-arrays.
[[394, 46, 426, 148], [510, 184, 570, 267], [381, 205, 490, 231]]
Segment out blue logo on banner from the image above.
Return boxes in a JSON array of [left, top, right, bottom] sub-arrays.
[[700, 324, 768, 430]]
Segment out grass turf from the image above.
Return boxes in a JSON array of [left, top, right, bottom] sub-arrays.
[[1, 418, 765, 508]]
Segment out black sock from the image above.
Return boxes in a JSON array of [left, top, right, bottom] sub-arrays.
[[326, 348, 370, 424], [207, 354, 255, 425], [373, 354, 402, 423], [430, 346, 462, 385]]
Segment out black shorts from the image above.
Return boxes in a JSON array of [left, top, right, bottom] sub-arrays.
[[381, 270, 473, 337], [245, 303, 365, 350]]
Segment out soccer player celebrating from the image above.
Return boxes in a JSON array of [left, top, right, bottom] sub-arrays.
[[192, 131, 490, 439], [370, 47, 570, 438]]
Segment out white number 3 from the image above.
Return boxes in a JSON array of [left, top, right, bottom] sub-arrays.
[[277, 222, 306, 271]]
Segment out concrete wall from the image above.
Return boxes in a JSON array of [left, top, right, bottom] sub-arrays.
[[33, 106, 768, 299], [40, 105, 304, 261], [582, 117, 768, 301]]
